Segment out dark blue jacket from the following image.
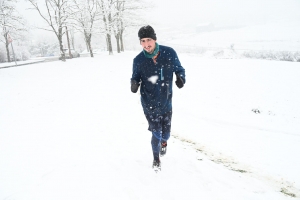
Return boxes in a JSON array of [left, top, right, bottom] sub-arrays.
[[131, 45, 186, 115]]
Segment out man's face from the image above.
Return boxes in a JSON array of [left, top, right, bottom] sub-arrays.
[[140, 38, 156, 54]]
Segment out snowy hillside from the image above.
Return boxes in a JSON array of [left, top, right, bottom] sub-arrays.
[[1, 52, 300, 199], [150, 20, 300, 61]]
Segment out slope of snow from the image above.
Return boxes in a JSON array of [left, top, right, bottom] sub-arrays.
[[158, 20, 300, 53], [1, 52, 300, 199]]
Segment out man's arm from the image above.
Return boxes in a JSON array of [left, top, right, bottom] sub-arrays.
[[131, 59, 141, 93], [131, 79, 140, 93], [172, 49, 186, 88]]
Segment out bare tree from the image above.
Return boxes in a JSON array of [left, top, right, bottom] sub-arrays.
[[112, 0, 150, 53], [112, 0, 123, 53], [27, 0, 70, 61], [69, 0, 100, 57], [0, 0, 27, 62], [98, 0, 113, 55]]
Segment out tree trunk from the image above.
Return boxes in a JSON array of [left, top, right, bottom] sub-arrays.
[[4, 33, 11, 62], [88, 42, 93, 57], [107, 12, 113, 55], [106, 37, 108, 51], [100, 0, 113, 55], [107, 34, 113, 55], [70, 30, 75, 50], [5, 42, 11, 62], [120, 29, 124, 52], [90, 36, 94, 57], [58, 28, 66, 61], [59, 39, 65, 61], [66, 26, 72, 59], [86, 34, 94, 58], [115, 32, 120, 53], [85, 37, 90, 52]]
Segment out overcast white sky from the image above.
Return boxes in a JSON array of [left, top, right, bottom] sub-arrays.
[[16, 0, 300, 49], [149, 0, 300, 27], [19, 0, 300, 28]]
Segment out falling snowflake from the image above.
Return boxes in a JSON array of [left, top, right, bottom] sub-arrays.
[[148, 75, 159, 84]]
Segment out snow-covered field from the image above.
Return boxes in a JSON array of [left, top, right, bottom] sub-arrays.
[[161, 21, 300, 52], [1, 52, 300, 199]]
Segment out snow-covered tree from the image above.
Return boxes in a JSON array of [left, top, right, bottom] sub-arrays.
[[97, 0, 149, 54], [112, 0, 123, 53], [112, 0, 150, 53], [98, 0, 113, 55], [0, 0, 27, 62], [27, 0, 71, 61], [69, 0, 100, 57]]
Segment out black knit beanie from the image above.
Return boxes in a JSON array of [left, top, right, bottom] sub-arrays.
[[138, 25, 157, 40]]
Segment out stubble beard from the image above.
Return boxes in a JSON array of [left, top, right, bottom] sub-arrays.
[[145, 46, 154, 54]]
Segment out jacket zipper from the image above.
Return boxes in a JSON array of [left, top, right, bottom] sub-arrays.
[[166, 83, 169, 99], [161, 66, 168, 100]]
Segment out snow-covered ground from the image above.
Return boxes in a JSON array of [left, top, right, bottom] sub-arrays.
[[1, 51, 300, 199], [0, 59, 45, 69]]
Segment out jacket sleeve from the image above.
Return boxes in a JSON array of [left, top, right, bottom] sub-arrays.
[[131, 58, 141, 83], [131, 58, 141, 93], [172, 49, 186, 83]]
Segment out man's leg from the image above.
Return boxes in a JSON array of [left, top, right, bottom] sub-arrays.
[[145, 114, 163, 161], [162, 132, 170, 142], [160, 111, 172, 156], [160, 133, 169, 156], [151, 131, 162, 161]]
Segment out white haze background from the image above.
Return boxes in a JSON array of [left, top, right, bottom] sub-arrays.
[[16, 0, 300, 52]]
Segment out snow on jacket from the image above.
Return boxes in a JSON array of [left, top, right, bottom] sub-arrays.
[[131, 45, 186, 115]]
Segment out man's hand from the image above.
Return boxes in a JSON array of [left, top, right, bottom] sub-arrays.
[[131, 80, 140, 93], [175, 74, 184, 89]]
